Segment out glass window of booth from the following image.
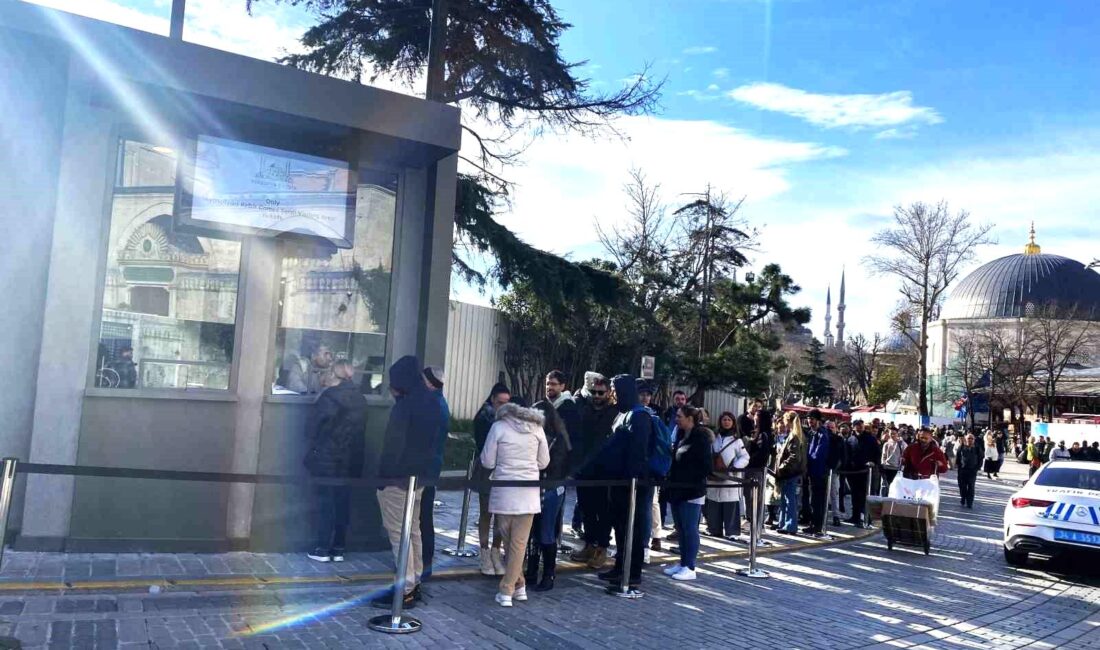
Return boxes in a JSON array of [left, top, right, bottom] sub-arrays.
[[93, 138, 241, 391], [271, 169, 398, 396]]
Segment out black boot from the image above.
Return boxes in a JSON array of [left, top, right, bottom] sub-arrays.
[[534, 544, 556, 591], [524, 541, 541, 585]]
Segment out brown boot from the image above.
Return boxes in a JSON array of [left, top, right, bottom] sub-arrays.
[[586, 546, 608, 570], [570, 543, 595, 563]]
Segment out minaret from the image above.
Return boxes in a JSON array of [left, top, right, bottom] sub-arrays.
[[824, 285, 834, 347], [836, 268, 846, 348]]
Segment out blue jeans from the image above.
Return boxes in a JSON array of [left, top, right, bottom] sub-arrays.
[[673, 501, 702, 570], [779, 477, 800, 533], [538, 488, 565, 545]]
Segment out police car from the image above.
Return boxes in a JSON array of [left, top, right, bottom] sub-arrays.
[[1003, 460, 1100, 566]]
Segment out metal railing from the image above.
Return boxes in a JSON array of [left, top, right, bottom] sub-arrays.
[[0, 457, 772, 635]]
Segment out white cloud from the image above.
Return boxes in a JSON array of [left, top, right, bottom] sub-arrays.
[[706, 83, 720, 91], [713, 68, 730, 79], [682, 45, 718, 55], [729, 82, 943, 131], [486, 116, 846, 261]]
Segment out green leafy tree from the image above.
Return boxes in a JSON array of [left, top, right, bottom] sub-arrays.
[[248, 0, 662, 306], [867, 366, 903, 407], [792, 338, 835, 406]]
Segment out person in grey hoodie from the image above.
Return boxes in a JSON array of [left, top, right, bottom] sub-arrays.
[[480, 403, 550, 607], [880, 428, 906, 496]]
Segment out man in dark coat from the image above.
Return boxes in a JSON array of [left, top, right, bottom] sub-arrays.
[[545, 369, 582, 534], [419, 365, 450, 581], [955, 433, 982, 508], [372, 355, 448, 609], [803, 410, 832, 537], [305, 360, 367, 563], [600, 374, 654, 596], [569, 373, 617, 569]]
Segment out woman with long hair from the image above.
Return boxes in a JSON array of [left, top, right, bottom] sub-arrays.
[[524, 401, 572, 592], [705, 411, 749, 541], [663, 405, 714, 581], [773, 411, 806, 535]]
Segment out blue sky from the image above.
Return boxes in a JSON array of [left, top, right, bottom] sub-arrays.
[[26, 0, 1100, 340]]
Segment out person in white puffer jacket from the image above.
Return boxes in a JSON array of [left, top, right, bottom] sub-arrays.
[[480, 402, 550, 608]]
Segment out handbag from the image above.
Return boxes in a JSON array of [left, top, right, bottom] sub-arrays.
[[713, 438, 737, 473]]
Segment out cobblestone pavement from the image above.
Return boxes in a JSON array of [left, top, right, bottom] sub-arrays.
[[0, 486, 846, 587], [3, 462, 1100, 649]]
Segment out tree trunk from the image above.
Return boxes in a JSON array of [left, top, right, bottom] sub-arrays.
[[918, 311, 929, 418]]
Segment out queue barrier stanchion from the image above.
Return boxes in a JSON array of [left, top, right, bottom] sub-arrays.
[[368, 475, 422, 635], [0, 459, 18, 570], [442, 455, 479, 558], [820, 469, 835, 539], [865, 464, 875, 529], [612, 477, 642, 599], [736, 469, 770, 579]]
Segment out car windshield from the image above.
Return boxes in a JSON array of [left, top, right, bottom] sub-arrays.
[[1035, 467, 1100, 492]]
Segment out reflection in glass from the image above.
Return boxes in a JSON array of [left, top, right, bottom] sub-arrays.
[[272, 169, 397, 395], [94, 139, 241, 390]]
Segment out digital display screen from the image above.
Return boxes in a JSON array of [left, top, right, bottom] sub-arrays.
[[178, 135, 355, 246]]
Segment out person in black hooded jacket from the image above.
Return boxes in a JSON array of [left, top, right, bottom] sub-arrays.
[[304, 360, 367, 564], [371, 355, 448, 610], [598, 374, 654, 597]]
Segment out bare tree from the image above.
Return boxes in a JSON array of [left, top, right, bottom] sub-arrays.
[[981, 326, 1040, 439], [841, 333, 883, 404], [1027, 302, 1098, 422], [949, 333, 986, 429], [865, 201, 995, 416]]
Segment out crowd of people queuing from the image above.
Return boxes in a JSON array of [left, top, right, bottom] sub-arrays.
[[300, 353, 1100, 611]]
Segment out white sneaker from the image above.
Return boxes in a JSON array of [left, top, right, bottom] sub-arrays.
[[671, 567, 697, 581], [490, 548, 506, 576], [480, 551, 495, 576], [495, 593, 513, 607], [513, 587, 528, 602], [662, 564, 683, 576]]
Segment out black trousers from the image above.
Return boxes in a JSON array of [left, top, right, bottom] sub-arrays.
[[610, 484, 653, 584], [577, 485, 612, 547], [881, 468, 898, 496], [314, 484, 350, 551], [420, 486, 436, 577], [809, 475, 828, 532], [957, 470, 978, 506], [704, 499, 741, 537], [847, 472, 868, 522]]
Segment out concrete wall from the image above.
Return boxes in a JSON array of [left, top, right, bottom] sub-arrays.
[[0, 28, 69, 536]]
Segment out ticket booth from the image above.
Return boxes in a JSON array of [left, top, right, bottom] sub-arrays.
[[0, 2, 460, 551]]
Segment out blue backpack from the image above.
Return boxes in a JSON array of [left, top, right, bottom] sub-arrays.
[[635, 405, 673, 477]]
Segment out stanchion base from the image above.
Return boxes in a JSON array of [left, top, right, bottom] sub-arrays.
[[367, 615, 422, 634], [442, 547, 479, 558], [735, 568, 770, 579], [0, 636, 20, 649]]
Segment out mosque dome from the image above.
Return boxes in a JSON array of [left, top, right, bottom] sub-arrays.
[[942, 226, 1100, 321]]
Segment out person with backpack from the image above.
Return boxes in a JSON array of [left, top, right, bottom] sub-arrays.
[[705, 412, 750, 540], [598, 374, 657, 597]]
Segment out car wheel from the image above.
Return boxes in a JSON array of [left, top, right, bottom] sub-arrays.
[[1004, 547, 1028, 566]]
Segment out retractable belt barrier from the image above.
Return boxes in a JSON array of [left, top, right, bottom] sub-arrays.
[[0, 458, 770, 634]]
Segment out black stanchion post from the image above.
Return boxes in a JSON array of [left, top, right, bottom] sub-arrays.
[[368, 476, 422, 635], [443, 455, 478, 558], [737, 470, 770, 579], [614, 478, 642, 599], [821, 470, 835, 539], [0, 458, 17, 570]]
